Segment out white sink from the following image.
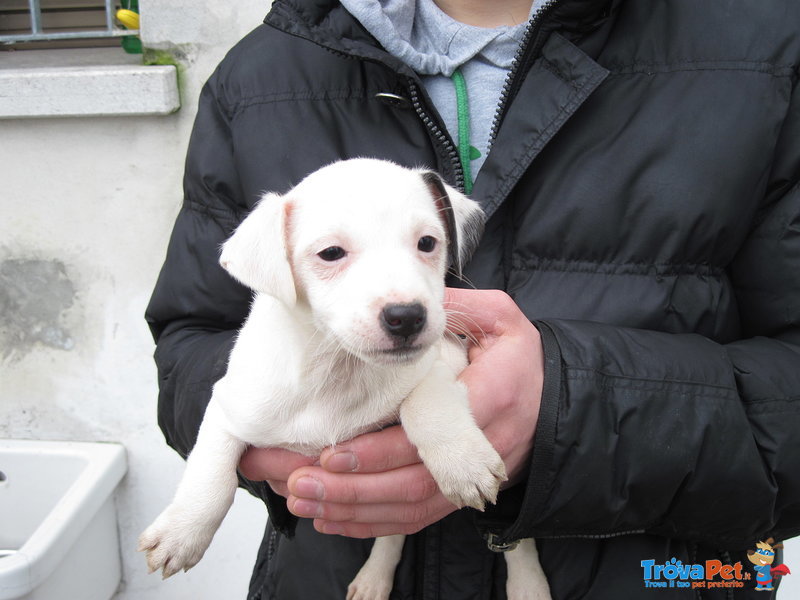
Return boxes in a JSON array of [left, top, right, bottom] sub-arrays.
[[0, 440, 127, 600]]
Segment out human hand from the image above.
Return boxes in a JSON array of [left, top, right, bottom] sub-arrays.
[[281, 288, 545, 538], [449, 288, 544, 486], [239, 446, 317, 498]]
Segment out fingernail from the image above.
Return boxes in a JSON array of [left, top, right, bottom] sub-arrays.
[[294, 476, 324, 499], [321, 522, 344, 535], [291, 498, 322, 518], [326, 451, 358, 472]]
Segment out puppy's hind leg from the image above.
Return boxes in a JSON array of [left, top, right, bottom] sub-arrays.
[[347, 535, 405, 600], [505, 538, 551, 600], [138, 399, 247, 578]]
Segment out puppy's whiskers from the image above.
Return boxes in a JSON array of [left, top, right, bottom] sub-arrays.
[[446, 271, 478, 289], [445, 306, 485, 349]]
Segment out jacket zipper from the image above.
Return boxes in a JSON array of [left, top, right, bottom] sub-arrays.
[[492, 2, 560, 289], [306, 45, 467, 194], [487, 0, 561, 150], [247, 527, 279, 600], [536, 529, 647, 541], [407, 80, 466, 193], [412, 0, 563, 191], [487, 525, 648, 551], [269, 12, 467, 194]]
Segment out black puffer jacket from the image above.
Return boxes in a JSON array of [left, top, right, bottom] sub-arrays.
[[145, 1, 800, 598]]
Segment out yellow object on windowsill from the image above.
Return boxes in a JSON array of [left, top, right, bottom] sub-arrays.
[[116, 9, 140, 30], [116, 7, 141, 54]]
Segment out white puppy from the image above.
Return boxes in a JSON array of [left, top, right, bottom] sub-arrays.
[[139, 158, 550, 600]]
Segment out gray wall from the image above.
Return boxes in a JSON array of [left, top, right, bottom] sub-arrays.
[[1, 2, 270, 598]]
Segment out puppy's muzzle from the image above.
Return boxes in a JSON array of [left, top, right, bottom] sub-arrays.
[[380, 303, 427, 344]]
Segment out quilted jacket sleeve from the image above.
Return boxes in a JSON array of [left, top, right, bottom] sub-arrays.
[[144, 70, 296, 532], [146, 69, 245, 457], [486, 91, 800, 550]]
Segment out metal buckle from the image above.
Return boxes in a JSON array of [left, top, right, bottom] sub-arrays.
[[485, 533, 520, 553]]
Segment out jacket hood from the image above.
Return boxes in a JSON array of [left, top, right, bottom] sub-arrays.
[[265, 0, 618, 65], [337, 0, 532, 77]]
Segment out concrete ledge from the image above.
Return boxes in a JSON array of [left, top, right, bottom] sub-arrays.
[[0, 55, 180, 118]]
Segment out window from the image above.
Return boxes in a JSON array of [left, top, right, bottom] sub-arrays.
[[0, 0, 179, 118], [0, 0, 137, 50]]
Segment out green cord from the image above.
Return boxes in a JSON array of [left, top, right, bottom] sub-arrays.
[[451, 68, 474, 194]]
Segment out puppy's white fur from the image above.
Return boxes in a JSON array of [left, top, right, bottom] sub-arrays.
[[138, 158, 550, 600]]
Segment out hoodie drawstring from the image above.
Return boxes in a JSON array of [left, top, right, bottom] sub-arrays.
[[451, 68, 474, 194]]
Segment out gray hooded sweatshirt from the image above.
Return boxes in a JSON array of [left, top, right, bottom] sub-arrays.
[[340, 0, 546, 183]]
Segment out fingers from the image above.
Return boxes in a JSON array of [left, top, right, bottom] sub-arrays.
[[236, 425, 425, 513], [238, 446, 316, 497], [311, 502, 455, 539], [265, 427, 456, 538], [319, 425, 420, 473], [239, 446, 316, 480], [285, 467, 455, 538], [287, 491, 454, 529], [284, 462, 457, 538], [288, 462, 439, 506]]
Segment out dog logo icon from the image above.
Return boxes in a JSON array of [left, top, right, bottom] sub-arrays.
[[747, 538, 791, 591]]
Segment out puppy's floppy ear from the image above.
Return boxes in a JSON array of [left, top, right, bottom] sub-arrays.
[[219, 192, 296, 306], [420, 171, 485, 276]]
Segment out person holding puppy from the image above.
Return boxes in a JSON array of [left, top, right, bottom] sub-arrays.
[[146, 0, 800, 597]]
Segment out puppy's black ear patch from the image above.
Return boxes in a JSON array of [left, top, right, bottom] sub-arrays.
[[421, 171, 461, 274]]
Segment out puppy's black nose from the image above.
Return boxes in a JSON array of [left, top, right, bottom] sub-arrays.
[[381, 303, 427, 340]]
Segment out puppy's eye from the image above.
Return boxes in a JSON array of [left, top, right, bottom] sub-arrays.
[[317, 246, 347, 261], [418, 236, 437, 253]]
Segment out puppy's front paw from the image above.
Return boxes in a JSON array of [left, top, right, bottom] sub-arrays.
[[422, 433, 507, 510], [138, 505, 216, 578]]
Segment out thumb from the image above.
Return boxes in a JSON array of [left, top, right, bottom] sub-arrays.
[[444, 288, 519, 338], [444, 288, 497, 335]]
